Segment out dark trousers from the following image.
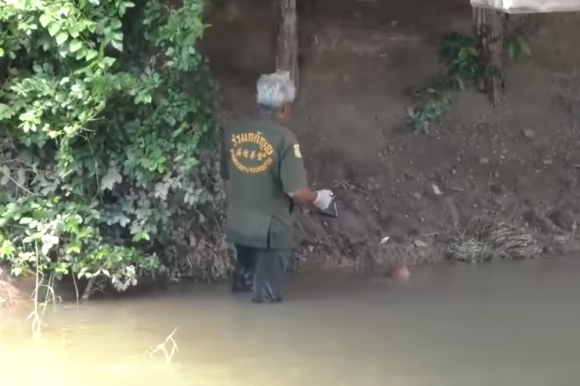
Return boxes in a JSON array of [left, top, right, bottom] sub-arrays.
[[231, 245, 290, 303]]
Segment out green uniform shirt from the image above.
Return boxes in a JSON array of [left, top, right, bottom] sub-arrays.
[[220, 118, 308, 249]]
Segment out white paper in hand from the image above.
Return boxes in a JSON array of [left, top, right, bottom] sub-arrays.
[[313, 190, 338, 218], [313, 190, 334, 210]]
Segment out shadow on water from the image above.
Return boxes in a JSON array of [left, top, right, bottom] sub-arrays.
[[2, 257, 580, 386]]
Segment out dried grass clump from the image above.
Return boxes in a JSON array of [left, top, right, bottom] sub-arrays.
[[447, 218, 541, 263]]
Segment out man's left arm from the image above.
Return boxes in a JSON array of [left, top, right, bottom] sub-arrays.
[[279, 140, 308, 194], [279, 137, 335, 210]]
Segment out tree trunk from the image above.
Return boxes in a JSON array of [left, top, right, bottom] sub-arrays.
[[473, 7, 507, 106], [275, 0, 299, 90]]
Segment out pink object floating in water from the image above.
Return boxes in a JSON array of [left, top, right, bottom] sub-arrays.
[[387, 265, 411, 281]]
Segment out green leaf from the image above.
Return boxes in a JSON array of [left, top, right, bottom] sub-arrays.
[[89, 0, 100, 4], [111, 39, 123, 52], [75, 48, 86, 60], [69, 39, 82, 53], [54, 265, 69, 275], [56, 32, 68, 46], [0, 103, 13, 120], [69, 26, 80, 38], [0, 243, 14, 258], [39, 14, 51, 28], [65, 243, 81, 254], [19, 217, 33, 225], [132, 230, 150, 242], [100, 166, 123, 191], [101, 56, 116, 68], [520, 40, 532, 57], [47, 22, 60, 37], [85, 49, 98, 60]]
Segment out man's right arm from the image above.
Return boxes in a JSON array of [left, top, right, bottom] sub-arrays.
[[288, 188, 318, 207], [289, 188, 334, 210]]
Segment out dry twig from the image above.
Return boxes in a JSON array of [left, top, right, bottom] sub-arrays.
[[148, 327, 180, 364]]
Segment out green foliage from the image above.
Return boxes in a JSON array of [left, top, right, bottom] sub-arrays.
[[408, 31, 529, 133], [439, 32, 500, 89], [407, 87, 452, 134], [503, 15, 533, 61], [0, 0, 226, 294], [506, 35, 532, 60], [408, 32, 495, 133]]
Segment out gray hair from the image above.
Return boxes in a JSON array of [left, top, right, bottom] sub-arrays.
[[256, 71, 296, 110]]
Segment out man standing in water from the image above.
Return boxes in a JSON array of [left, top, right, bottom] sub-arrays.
[[220, 71, 334, 304]]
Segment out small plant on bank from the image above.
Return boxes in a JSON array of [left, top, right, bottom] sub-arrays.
[[407, 87, 452, 134], [506, 34, 532, 60], [408, 31, 530, 133]]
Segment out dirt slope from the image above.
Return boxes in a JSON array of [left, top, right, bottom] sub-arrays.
[[201, 0, 580, 272]]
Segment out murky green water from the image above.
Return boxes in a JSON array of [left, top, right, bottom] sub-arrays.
[[2, 258, 580, 386]]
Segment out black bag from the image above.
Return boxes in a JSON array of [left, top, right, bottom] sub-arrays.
[[315, 197, 338, 218]]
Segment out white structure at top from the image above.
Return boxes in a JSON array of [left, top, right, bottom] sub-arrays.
[[471, 0, 580, 13]]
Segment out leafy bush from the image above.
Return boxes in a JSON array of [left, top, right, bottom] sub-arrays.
[[408, 31, 529, 133], [0, 0, 227, 296], [408, 32, 498, 133], [439, 32, 500, 90]]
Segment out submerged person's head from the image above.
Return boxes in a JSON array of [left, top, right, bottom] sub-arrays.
[[256, 71, 296, 125]]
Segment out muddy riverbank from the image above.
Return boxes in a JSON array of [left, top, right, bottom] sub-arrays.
[[202, 0, 580, 271]]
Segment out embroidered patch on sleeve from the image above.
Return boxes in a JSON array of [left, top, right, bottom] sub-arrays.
[[294, 144, 302, 158]]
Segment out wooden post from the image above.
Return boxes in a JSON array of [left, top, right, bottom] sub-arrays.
[[473, 7, 507, 106], [275, 0, 299, 90]]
